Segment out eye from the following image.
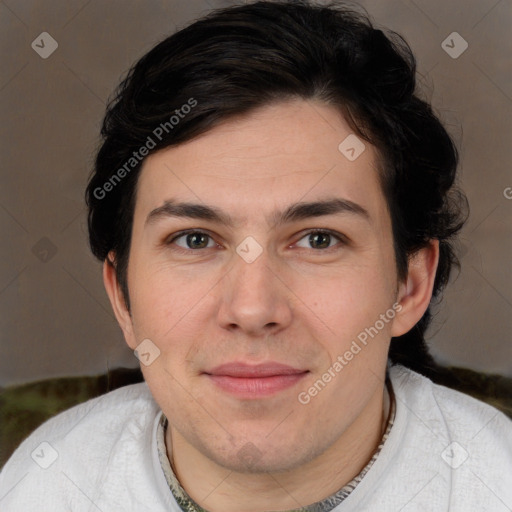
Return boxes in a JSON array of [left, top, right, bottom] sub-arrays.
[[171, 231, 217, 250], [295, 230, 343, 250]]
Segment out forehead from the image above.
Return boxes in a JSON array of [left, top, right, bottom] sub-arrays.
[[134, 99, 387, 225]]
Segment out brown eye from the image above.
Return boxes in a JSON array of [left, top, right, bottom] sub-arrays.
[[308, 232, 332, 249], [296, 231, 341, 250], [173, 232, 214, 250]]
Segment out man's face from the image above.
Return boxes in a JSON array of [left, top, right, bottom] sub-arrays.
[[122, 99, 401, 473]]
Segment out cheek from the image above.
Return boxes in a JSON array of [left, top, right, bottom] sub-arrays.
[[127, 259, 214, 344], [294, 262, 396, 334]]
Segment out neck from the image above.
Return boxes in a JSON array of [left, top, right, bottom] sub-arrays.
[[166, 384, 389, 512]]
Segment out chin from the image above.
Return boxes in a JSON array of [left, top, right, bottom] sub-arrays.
[[205, 437, 319, 475], [222, 453, 306, 475]]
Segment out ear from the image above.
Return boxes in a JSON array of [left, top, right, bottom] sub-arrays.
[[391, 240, 440, 337], [103, 254, 137, 350]]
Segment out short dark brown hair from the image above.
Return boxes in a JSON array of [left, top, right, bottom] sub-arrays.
[[86, 0, 468, 377]]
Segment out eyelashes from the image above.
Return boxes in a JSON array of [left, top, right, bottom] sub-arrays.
[[294, 230, 345, 250], [170, 230, 219, 250], [165, 228, 348, 255]]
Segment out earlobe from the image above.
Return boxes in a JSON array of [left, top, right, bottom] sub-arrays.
[[103, 255, 137, 349], [391, 240, 440, 337]]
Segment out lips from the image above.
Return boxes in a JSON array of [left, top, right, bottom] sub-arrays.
[[204, 362, 309, 398], [207, 362, 307, 377]]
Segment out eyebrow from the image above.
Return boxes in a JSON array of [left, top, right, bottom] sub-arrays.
[[145, 198, 370, 227]]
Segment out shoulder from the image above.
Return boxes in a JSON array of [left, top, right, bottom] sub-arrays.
[[3, 381, 158, 452], [341, 365, 512, 510], [389, 364, 512, 439], [0, 383, 164, 511], [386, 364, 512, 509]]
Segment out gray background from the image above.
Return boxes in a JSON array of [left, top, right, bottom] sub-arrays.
[[0, 0, 511, 387]]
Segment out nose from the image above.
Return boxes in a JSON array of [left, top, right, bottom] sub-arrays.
[[216, 251, 293, 337]]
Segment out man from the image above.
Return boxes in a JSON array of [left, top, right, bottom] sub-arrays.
[[1, 1, 511, 510]]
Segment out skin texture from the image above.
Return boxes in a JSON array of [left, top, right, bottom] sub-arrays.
[[104, 99, 439, 511]]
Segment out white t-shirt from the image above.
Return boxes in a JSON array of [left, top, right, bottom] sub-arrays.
[[0, 365, 511, 511]]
